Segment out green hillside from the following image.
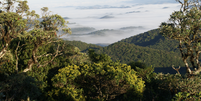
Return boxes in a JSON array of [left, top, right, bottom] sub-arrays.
[[64, 40, 102, 52], [100, 42, 184, 67], [64, 28, 185, 68], [120, 29, 180, 52]]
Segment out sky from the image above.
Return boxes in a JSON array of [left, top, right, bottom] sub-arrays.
[[27, 0, 180, 44]]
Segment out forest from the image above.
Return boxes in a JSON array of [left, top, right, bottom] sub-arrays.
[[65, 29, 185, 68], [1, 0, 201, 101]]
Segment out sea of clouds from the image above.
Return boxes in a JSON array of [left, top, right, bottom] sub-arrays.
[[28, 0, 181, 44]]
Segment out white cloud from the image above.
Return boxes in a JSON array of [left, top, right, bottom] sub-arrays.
[[26, 0, 181, 44], [59, 3, 180, 44], [28, 0, 131, 8], [61, 3, 180, 29]]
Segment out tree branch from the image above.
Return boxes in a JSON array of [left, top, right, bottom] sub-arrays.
[[15, 41, 20, 73], [172, 65, 181, 75]]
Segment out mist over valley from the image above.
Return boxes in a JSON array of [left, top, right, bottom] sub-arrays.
[[28, 0, 180, 44]]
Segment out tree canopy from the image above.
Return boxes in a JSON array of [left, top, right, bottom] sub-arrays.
[[51, 60, 145, 101], [160, 0, 201, 74], [2, 0, 201, 101], [0, 0, 71, 73]]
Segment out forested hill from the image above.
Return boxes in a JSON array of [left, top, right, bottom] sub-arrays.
[[65, 28, 185, 68], [100, 42, 184, 67], [64, 40, 102, 52], [120, 29, 180, 52]]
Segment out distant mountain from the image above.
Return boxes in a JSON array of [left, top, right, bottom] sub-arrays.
[[120, 26, 143, 30], [63, 17, 70, 19], [126, 11, 141, 14], [88, 29, 122, 36], [100, 15, 115, 19], [71, 27, 95, 34], [77, 5, 131, 9]]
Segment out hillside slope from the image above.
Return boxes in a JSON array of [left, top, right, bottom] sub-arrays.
[[64, 29, 185, 68], [64, 40, 102, 52], [120, 29, 180, 52], [100, 42, 184, 67]]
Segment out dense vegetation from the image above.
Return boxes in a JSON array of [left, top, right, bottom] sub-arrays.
[[120, 29, 180, 53], [65, 29, 184, 68], [1, 0, 201, 101], [100, 42, 183, 67], [63, 40, 102, 52]]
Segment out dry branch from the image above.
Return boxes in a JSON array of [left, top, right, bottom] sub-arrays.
[[172, 65, 181, 75]]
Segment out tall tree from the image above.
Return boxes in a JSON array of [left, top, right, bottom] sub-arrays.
[[0, 0, 29, 59], [160, 0, 201, 74], [0, 0, 71, 72]]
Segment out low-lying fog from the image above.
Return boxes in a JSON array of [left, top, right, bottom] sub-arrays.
[[28, 0, 180, 44]]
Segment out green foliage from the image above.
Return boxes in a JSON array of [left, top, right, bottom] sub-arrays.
[[128, 61, 147, 70], [2, 1, 201, 101], [172, 74, 201, 101], [25, 43, 90, 90], [63, 28, 185, 68], [51, 62, 145, 101], [65, 45, 90, 64], [64, 40, 102, 52], [120, 29, 180, 52], [173, 91, 201, 101], [88, 49, 112, 63], [139, 71, 201, 101], [160, 0, 201, 74], [0, 73, 42, 101], [101, 42, 184, 67], [0, 0, 71, 73], [64, 34, 184, 68], [50, 65, 85, 101], [127, 61, 174, 101], [0, 0, 75, 100]]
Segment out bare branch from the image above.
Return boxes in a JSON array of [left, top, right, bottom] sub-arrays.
[[0, 47, 7, 59], [172, 65, 181, 75], [37, 45, 63, 68]]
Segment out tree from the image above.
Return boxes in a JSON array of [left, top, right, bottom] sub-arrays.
[[22, 7, 70, 72], [160, 0, 201, 74], [0, 73, 42, 101], [51, 62, 145, 101], [50, 51, 144, 100], [0, 0, 71, 72], [88, 49, 112, 63], [0, 0, 30, 59]]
